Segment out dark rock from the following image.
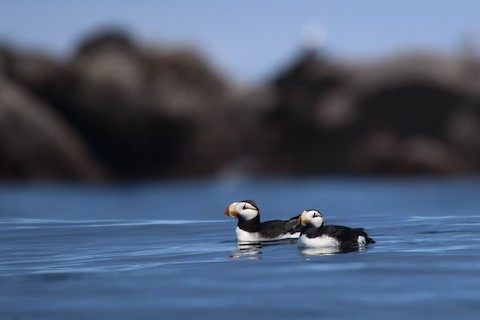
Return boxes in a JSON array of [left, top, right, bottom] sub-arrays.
[[75, 28, 138, 57], [2, 31, 480, 180], [258, 51, 480, 176], [30, 30, 235, 179], [355, 80, 465, 139], [0, 79, 103, 181], [354, 132, 461, 175]]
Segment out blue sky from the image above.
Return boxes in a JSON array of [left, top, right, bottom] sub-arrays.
[[1, 1, 479, 83]]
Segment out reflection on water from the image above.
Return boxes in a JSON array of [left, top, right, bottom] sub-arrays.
[[230, 240, 299, 260], [300, 245, 365, 257], [230, 242, 262, 260], [229, 240, 366, 259]]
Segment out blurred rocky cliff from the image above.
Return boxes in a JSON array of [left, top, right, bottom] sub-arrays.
[[1, 30, 480, 181]]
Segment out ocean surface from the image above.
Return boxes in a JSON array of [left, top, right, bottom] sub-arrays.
[[1, 178, 480, 319]]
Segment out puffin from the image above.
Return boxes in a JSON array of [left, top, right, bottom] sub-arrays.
[[224, 200, 303, 242], [297, 209, 375, 248]]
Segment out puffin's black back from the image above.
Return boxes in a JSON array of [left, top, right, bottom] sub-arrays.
[[303, 224, 375, 244], [236, 202, 302, 238]]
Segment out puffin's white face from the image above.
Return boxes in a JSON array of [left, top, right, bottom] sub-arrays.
[[299, 210, 324, 228], [224, 200, 259, 221]]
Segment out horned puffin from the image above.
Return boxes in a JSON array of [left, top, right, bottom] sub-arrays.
[[224, 200, 302, 242], [297, 210, 375, 248]]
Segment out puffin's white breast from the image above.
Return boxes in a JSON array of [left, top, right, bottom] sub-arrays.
[[297, 234, 340, 248], [236, 227, 300, 242]]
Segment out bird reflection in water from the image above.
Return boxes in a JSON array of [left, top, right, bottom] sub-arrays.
[[300, 245, 365, 257], [230, 242, 262, 260], [230, 242, 365, 259], [229, 240, 298, 260]]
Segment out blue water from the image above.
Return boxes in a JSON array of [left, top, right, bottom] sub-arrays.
[[1, 178, 480, 319]]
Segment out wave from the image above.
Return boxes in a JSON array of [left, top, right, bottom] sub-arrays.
[[406, 215, 480, 222], [0, 218, 227, 228]]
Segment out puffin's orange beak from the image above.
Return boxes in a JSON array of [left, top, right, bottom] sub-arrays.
[[299, 211, 310, 226], [224, 202, 238, 218]]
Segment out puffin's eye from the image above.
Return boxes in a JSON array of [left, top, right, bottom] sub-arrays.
[[243, 203, 256, 210]]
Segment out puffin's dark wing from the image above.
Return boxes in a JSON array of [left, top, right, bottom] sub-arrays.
[[322, 225, 375, 244], [254, 218, 300, 238], [284, 215, 303, 234]]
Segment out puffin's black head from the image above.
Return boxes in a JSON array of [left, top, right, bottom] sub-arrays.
[[224, 200, 259, 221]]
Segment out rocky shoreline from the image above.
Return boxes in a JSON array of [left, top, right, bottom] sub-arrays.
[[1, 30, 480, 181]]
